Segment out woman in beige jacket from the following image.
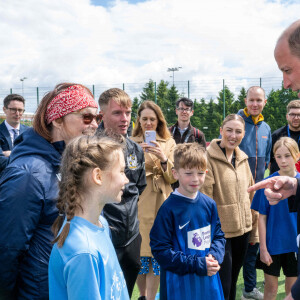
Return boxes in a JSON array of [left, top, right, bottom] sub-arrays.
[[131, 100, 176, 300], [201, 114, 258, 300]]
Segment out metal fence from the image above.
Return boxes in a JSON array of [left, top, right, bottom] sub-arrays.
[[0, 77, 283, 113]]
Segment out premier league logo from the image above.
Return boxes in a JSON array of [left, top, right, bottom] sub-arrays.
[[192, 233, 202, 247], [187, 225, 211, 250]]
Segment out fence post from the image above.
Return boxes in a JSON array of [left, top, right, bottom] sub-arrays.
[[260, 77, 262, 87], [92, 85, 95, 97], [155, 82, 157, 104], [188, 80, 190, 99], [223, 79, 225, 119], [10, 88, 12, 94], [123, 83, 125, 91], [36, 87, 39, 106]]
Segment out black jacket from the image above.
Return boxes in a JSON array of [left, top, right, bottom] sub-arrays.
[[270, 125, 300, 175], [169, 122, 206, 148], [97, 124, 146, 248]]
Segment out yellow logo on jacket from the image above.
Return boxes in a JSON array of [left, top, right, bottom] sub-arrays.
[[127, 154, 138, 169]]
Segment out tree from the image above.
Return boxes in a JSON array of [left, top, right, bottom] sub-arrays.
[[140, 79, 155, 102], [216, 85, 236, 118], [165, 85, 180, 125], [232, 87, 247, 113], [264, 87, 298, 132], [192, 98, 207, 132], [157, 80, 169, 115], [201, 99, 222, 141], [131, 97, 140, 121]]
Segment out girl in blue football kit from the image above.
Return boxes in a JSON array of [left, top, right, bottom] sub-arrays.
[[48, 135, 130, 300], [254, 137, 299, 300]]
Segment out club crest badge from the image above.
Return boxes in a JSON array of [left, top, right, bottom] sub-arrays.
[[127, 154, 138, 169], [187, 225, 211, 250]]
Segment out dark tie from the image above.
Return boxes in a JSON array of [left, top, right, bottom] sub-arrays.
[[12, 129, 19, 145]]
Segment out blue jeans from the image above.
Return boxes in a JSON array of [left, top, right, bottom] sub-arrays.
[[243, 243, 259, 292]]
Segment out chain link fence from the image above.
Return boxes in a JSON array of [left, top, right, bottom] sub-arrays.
[[0, 77, 283, 113]]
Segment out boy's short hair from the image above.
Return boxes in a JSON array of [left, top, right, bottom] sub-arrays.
[[287, 99, 300, 112], [173, 143, 207, 171], [98, 88, 132, 111], [176, 97, 194, 109]]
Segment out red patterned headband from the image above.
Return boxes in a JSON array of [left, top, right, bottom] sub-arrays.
[[45, 85, 98, 125]]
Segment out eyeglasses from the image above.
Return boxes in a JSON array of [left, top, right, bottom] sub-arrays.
[[7, 108, 25, 114], [176, 107, 192, 112], [288, 113, 300, 119], [71, 112, 101, 124]]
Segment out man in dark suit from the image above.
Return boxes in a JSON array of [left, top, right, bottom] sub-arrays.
[[0, 94, 28, 172]]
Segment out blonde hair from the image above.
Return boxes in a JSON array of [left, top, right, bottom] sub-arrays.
[[273, 137, 299, 162], [132, 100, 171, 139], [52, 134, 125, 247], [287, 100, 300, 112], [173, 143, 207, 171], [98, 88, 132, 111], [222, 114, 245, 129]]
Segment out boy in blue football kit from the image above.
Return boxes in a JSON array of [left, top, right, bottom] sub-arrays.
[[150, 143, 225, 300]]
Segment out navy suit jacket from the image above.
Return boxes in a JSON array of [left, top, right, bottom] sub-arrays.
[[0, 122, 29, 172]]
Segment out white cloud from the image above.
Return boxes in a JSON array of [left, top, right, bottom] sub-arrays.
[[0, 0, 299, 110]]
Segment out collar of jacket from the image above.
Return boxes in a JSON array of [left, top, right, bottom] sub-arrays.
[[243, 107, 264, 125], [173, 121, 192, 131], [207, 139, 249, 165]]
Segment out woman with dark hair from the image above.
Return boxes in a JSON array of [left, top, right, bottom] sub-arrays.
[[131, 100, 176, 300], [0, 83, 99, 299], [201, 114, 258, 300]]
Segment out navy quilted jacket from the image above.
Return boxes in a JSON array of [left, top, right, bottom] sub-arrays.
[[0, 128, 63, 299]]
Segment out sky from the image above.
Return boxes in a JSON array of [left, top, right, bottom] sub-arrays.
[[0, 0, 300, 111]]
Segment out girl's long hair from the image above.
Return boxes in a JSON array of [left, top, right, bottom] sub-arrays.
[[52, 133, 125, 247]]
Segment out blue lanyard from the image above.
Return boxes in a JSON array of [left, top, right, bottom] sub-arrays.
[[287, 125, 300, 144]]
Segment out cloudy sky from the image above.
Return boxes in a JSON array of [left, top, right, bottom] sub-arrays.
[[0, 0, 299, 109]]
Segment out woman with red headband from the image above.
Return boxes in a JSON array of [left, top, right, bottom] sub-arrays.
[[0, 83, 99, 299]]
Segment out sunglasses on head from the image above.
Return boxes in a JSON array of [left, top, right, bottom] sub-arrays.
[[71, 112, 102, 124]]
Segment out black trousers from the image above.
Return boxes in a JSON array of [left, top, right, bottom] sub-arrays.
[[219, 232, 250, 300], [115, 234, 142, 298]]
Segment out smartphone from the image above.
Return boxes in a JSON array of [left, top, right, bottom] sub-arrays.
[[145, 130, 156, 147]]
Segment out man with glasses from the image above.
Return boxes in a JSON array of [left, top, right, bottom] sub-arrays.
[[0, 94, 28, 172], [270, 100, 300, 174], [169, 97, 206, 147]]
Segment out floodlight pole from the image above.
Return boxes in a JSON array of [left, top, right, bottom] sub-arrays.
[[20, 77, 27, 96], [167, 67, 182, 86]]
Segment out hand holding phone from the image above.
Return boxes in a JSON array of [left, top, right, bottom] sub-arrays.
[[145, 130, 156, 147]]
